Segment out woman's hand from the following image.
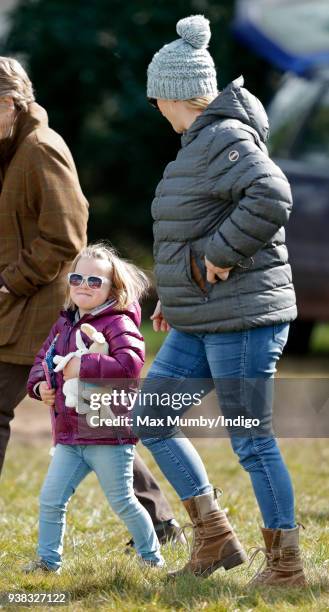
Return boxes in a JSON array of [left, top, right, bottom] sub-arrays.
[[205, 257, 232, 283], [150, 300, 171, 332], [0, 286, 10, 294], [39, 382, 55, 407], [63, 356, 81, 381]]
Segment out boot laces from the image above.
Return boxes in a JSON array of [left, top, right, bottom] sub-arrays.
[[248, 524, 305, 584], [174, 522, 194, 558], [175, 488, 224, 564], [175, 518, 209, 563], [247, 546, 273, 582]]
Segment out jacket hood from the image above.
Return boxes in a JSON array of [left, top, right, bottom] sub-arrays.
[[182, 75, 269, 147], [61, 300, 142, 327]]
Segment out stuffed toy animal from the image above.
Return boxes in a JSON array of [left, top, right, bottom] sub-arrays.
[[53, 323, 109, 413]]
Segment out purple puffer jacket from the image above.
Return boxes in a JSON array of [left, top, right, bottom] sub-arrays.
[[27, 301, 144, 445]]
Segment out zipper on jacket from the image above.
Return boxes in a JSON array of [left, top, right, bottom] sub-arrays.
[[60, 322, 74, 438]]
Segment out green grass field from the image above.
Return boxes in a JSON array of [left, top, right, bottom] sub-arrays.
[[2, 322, 329, 610], [1, 438, 329, 611], [141, 321, 329, 356]]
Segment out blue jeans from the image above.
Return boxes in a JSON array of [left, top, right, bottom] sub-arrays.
[[38, 444, 164, 570], [134, 323, 295, 529]]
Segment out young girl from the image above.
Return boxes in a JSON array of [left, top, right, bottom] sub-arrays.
[[25, 242, 164, 572]]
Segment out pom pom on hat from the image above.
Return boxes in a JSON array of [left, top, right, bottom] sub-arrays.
[[147, 14, 217, 101], [176, 15, 211, 49]]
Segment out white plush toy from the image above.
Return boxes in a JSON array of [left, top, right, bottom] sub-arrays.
[[53, 323, 109, 413]]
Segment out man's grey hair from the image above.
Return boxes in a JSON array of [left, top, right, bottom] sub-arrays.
[[0, 57, 35, 111]]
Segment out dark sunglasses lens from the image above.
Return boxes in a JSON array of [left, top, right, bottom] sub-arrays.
[[69, 273, 83, 287], [87, 276, 103, 289], [148, 98, 158, 109]]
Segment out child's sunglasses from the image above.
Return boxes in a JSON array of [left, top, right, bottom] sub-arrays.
[[67, 273, 109, 290]]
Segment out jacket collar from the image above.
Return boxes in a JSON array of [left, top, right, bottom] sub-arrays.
[[0, 102, 48, 176], [13, 102, 48, 151], [60, 299, 141, 328], [181, 75, 269, 147], [60, 299, 117, 325], [74, 298, 117, 323]]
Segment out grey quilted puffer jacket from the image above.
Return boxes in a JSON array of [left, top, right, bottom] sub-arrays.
[[152, 76, 297, 333]]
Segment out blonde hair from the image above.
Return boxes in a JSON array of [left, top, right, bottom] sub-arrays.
[[0, 57, 35, 111], [64, 242, 150, 311], [184, 95, 215, 111]]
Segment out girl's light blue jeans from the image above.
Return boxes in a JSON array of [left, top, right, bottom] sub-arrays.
[[38, 443, 163, 570], [134, 323, 295, 529]]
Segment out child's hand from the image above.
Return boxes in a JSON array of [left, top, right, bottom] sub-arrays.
[[39, 382, 56, 407], [63, 356, 81, 381]]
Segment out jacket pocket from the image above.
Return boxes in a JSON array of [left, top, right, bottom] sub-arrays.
[[272, 322, 290, 349], [185, 244, 208, 297]]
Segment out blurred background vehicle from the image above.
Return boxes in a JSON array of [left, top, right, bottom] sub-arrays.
[[234, 0, 329, 353], [267, 69, 329, 353]]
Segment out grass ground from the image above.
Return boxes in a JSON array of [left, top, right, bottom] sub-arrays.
[[311, 324, 329, 354], [1, 325, 329, 611], [1, 438, 329, 611]]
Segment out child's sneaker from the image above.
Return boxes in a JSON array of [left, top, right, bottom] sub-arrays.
[[139, 556, 166, 569], [23, 558, 60, 574]]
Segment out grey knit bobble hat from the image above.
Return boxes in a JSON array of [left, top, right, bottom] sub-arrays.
[[147, 15, 218, 101]]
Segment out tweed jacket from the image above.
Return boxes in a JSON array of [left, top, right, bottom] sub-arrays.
[[0, 103, 88, 364]]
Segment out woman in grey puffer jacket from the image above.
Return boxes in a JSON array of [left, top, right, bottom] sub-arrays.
[[133, 15, 306, 586]]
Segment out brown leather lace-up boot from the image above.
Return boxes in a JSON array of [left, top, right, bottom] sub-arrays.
[[248, 525, 306, 587], [168, 488, 247, 578]]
